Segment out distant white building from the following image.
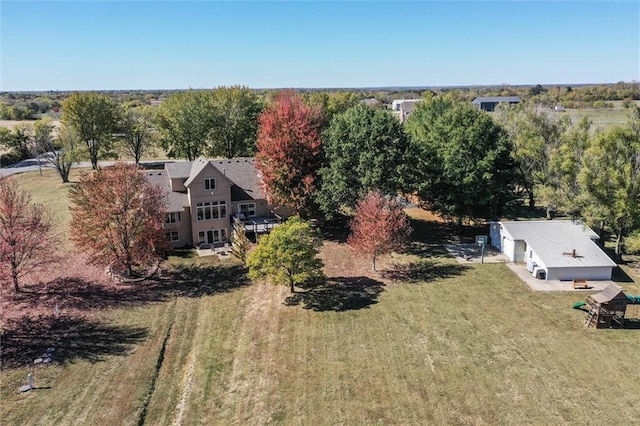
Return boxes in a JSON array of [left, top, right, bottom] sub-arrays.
[[490, 220, 616, 281], [391, 99, 421, 122]]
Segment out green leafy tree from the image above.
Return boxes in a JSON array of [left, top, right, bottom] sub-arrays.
[[61, 92, 119, 169], [541, 117, 593, 212], [406, 100, 519, 223], [118, 105, 157, 164], [45, 125, 83, 183], [247, 217, 324, 293], [230, 220, 251, 264], [318, 104, 413, 217], [306, 91, 361, 128], [208, 86, 263, 158], [495, 105, 569, 209], [155, 90, 214, 160], [32, 118, 55, 176], [0, 125, 32, 161], [579, 123, 640, 258]]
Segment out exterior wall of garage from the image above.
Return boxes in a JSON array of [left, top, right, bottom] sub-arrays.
[[546, 266, 613, 281]]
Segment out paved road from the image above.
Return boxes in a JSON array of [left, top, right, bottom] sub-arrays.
[[0, 157, 166, 177]]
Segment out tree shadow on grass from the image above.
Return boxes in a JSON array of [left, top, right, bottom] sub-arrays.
[[159, 263, 251, 298], [284, 277, 384, 312], [409, 217, 490, 258], [1, 315, 148, 369], [381, 260, 470, 283], [4, 264, 250, 312]]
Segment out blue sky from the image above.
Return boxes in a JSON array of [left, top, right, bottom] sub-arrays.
[[1, 1, 638, 90]]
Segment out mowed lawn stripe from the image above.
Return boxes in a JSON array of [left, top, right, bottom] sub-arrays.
[[1, 302, 175, 426]]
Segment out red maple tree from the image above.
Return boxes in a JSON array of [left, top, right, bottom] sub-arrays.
[[0, 177, 58, 291], [255, 90, 323, 217], [348, 191, 412, 271], [69, 163, 168, 277]]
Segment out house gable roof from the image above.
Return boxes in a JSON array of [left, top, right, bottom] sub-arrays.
[[183, 157, 234, 188], [498, 220, 616, 268]]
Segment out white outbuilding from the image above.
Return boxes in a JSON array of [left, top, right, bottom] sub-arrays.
[[489, 220, 616, 281]]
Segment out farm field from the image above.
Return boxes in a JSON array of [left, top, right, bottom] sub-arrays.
[[1, 172, 640, 425], [562, 101, 639, 130]]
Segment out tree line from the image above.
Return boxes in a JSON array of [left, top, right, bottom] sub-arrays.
[[2, 87, 640, 294], [2, 87, 639, 259]]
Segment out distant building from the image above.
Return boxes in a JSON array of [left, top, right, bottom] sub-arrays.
[[361, 98, 381, 108], [391, 99, 421, 122], [471, 96, 521, 112]]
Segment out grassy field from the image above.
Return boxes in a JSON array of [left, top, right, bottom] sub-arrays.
[[2, 172, 640, 425], [549, 100, 640, 131]]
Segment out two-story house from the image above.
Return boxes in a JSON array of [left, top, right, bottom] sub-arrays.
[[146, 157, 288, 248]]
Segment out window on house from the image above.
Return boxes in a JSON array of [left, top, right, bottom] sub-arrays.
[[166, 231, 179, 242], [196, 201, 227, 221], [204, 178, 216, 191], [238, 203, 256, 217], [213, 229, 228, 242], [199, 229, 228, 244], [165, 212, 181, 224]]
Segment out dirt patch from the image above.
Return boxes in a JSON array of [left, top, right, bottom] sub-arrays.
[[319, 240, 398, 282]]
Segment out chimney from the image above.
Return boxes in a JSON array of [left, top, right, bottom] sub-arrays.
[[572, 249, 576, 258], [223, 168, 226, 176]]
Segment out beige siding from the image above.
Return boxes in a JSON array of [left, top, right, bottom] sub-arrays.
[[164, 207, 192, 247], [170, 178, 187, 192], [188, 163, 233, 245]]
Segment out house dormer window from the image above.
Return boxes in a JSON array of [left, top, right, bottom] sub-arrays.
[[204, 178, 216, 191]]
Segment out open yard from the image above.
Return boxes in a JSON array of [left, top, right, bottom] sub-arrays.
[[1, 172, 640, 425]]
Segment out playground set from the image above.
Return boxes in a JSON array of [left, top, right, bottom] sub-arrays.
[[573, 283, 640, 328]]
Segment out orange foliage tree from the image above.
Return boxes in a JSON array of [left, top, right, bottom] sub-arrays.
[[0, 177, 57, 291], [255, 90, 323, 217], [69, 163, 168, 277], [348, 191, 412, 271]]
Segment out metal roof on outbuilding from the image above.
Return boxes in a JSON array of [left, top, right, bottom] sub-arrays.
[[499, 220, 616, 268], [471, 96, 521, 104]]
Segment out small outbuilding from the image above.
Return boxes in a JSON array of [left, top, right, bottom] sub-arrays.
[[490, 220, 616, 281]]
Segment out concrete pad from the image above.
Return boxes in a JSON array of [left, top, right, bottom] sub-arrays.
[[195, 248, 216, 257], [444, 243, 510, 264], [505, 262, 615, 292]]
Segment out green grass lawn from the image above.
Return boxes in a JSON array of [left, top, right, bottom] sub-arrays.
[[2, 172, 640, 425], [559, 101, 638, 131]]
